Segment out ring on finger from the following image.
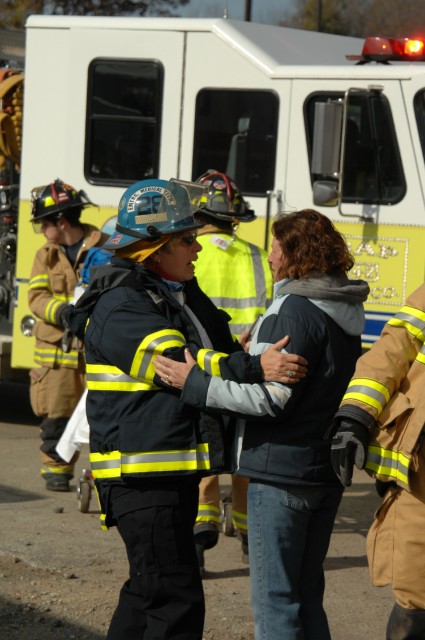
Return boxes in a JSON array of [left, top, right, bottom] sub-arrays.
[[288, 370, 295, 378]]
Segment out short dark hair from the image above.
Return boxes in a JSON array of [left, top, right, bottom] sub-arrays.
[[45, 206, 83, 228], [272, 209, 354, 280]]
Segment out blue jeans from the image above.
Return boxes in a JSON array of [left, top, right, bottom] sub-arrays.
[[248, 481, 343, 640]]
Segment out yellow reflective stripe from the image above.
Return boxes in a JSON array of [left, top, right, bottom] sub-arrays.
[[416, 344, 425, 365], [122, 447, 210, 473], [232, 508, 248, 532], [86, 363, 157, 392], [29, 274, 50, 290], [56, 349, 79, 366], [100, 513, 108, 530], [197, 349, 227, 376], [44, 296, 73, 324], [90, 451, 122, 479], [130, 329, 186, 381], [41, 465, 74, 475], [365, 444, 410, 485], [87, 380, 154, 391], [342, 377, 390, 415], [34, 347, 79, 367], [45, 298, 62, 323], [387, 305, 425, 343], [90, 444, 210, 479], [196, 504, 221, 524]]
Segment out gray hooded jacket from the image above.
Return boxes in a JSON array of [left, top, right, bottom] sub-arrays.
[[181, 272, 369, 486]]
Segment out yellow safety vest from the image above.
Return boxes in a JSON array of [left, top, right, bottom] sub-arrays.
[[195, 233, 272, 338]]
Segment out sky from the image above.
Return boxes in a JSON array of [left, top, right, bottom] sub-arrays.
[[170, 0, 296, 25]]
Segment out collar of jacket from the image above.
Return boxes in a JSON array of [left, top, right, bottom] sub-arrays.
[[110, 258, 184, 293], [275, 272, 370, 303]]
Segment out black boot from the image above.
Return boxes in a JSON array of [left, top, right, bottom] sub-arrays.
[[387, 603, 425, 639], [43, 472, 73, 492], [194, 523, 219, 577], [240, 533, 249, 564]]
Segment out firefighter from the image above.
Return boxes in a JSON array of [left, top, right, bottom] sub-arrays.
[[331, 282, 425, 639], [195, 170, 273, 338], [28, 179, 107, 492], [63, 177, 305, 640], [193, 170, 274, 572]]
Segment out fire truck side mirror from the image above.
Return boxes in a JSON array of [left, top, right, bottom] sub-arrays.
[[311, 101, 343, 176], [312, 180, 339, 207]]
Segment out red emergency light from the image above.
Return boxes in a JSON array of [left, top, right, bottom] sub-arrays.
[[348, 37, 425, 63]]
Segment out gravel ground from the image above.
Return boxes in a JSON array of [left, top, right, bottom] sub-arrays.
[[0, 381, 394, 639]]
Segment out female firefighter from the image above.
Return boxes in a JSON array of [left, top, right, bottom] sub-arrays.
[[64, 177, 306, 640]]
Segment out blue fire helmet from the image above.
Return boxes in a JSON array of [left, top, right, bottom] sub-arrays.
[[104, 178, 207, 250]]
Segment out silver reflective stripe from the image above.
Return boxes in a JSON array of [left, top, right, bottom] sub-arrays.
[[91, 459, 120, 471], [232, 512, 247, 527], [389, 310, 425, 342], [208, 245, 267, 310], [87, 371, 137, 384], [394, 311, 425, 329], [250, 244, 268, 308], [197, 506, 221, 517], [209, 295, 263, 308], [122, 451, 207, 464], [229, 321, 253, 335], [136, 333, 181, 379], [202, 350, 217, 376], [366, 447, 410, 485], [345, 383, 387, 407]]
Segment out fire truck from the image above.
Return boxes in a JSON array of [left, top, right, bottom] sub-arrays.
[[2, 15, 425, 377]]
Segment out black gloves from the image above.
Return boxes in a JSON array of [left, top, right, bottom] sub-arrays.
[[58, 305, 74, 352], [57, 304, 72, 329], [331, 419, 370, 487]]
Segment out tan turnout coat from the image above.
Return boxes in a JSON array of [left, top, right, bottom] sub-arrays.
[[339, 282, 425, 607]]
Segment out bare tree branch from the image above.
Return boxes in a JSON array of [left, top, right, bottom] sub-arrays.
[[0, 0, 189, 28]]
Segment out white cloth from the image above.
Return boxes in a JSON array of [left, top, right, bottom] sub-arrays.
[[56, 389, 90, 462]]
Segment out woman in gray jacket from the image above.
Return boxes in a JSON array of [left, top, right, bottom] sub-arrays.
[[155, 209, 369, 640]]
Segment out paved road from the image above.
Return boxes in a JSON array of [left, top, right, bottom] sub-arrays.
[[0, 380, 394, 639]]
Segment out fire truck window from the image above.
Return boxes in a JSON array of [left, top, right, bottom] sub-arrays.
[[193, 89, 279, 196], [414, 91, 425, 165], [305, 92, 405, 205], [85, 59, 163, 185]]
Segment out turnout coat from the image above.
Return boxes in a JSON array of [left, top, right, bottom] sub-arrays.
[[338, 282, 425, 500], [66, 259, 264, 528], [337, 283, 425, 605]]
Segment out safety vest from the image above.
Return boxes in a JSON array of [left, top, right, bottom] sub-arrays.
[[195, 233, 273, 338]]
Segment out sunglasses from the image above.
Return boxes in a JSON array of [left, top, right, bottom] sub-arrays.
[[180, 233, 199, 246]]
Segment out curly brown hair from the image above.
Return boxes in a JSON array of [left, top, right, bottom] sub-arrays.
[[272, 209, 354, 280]]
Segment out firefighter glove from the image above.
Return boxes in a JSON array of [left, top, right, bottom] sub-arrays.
[[58, 304, 72, 329], [331, 419, 370, 487]]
